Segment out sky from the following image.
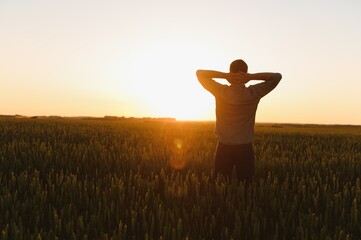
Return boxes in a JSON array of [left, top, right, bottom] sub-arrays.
[[1, 0, 361, 124]]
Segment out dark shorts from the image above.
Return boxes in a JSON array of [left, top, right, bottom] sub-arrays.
[[215, 141, 255, 183]]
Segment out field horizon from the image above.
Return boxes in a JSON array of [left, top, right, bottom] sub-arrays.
[[1, 114, 360, 128]]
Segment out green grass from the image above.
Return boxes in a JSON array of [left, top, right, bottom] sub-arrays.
[[0, 118, 360, 239]]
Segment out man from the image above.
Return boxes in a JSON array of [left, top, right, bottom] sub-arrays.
[[196, 59, 282, 183]]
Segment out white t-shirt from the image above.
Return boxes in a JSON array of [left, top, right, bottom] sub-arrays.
[[199, 78, 280, 145]]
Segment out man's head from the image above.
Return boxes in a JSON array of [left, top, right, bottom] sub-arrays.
[[230, 59, 248, 73]]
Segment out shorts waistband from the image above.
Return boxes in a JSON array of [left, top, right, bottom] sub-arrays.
[[218, 141, 253, 148]]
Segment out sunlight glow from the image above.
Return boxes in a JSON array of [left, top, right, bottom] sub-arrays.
[[1, 1, 361, 124], [121, 39, 214, 120]]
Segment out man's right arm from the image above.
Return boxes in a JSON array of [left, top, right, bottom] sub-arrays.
[[245, 72, 282, 82], [246, 72, 282, 98]]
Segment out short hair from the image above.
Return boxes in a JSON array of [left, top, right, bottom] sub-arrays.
[[229, 59, 248, 73]]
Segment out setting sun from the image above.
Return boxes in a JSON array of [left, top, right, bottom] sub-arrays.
[[121, 39, 214, 120]]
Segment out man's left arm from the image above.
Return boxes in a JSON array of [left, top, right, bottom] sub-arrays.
[[196, 70, 226, 96], [196, 70, 248, 95]]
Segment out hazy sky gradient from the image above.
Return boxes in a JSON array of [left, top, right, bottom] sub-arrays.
[[1, 0, 361, 124]]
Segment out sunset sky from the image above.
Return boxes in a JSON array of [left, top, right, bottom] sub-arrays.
[[1, 0, 360, 124]]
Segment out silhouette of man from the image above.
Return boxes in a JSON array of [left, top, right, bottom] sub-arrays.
[[196, 59, 282, 183]]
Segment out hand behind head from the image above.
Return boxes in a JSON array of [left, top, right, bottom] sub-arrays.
[[226, 72, 249, 85]]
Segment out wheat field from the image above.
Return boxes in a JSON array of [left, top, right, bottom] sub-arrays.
[[0, 117, 360, 239]]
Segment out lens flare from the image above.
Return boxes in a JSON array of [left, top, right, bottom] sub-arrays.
[[174, 138, 183, 149], [169, 138, 187, 170]]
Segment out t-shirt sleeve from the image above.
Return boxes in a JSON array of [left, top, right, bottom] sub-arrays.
[[248, 78, 281, 99], [198, 78, 227, 97]]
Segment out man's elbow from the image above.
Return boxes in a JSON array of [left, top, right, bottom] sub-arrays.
[[196, 70, 205, 82], [270, 73, 282, 82], [274, 73, 282, 81], [196, 70, 203, 78]]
